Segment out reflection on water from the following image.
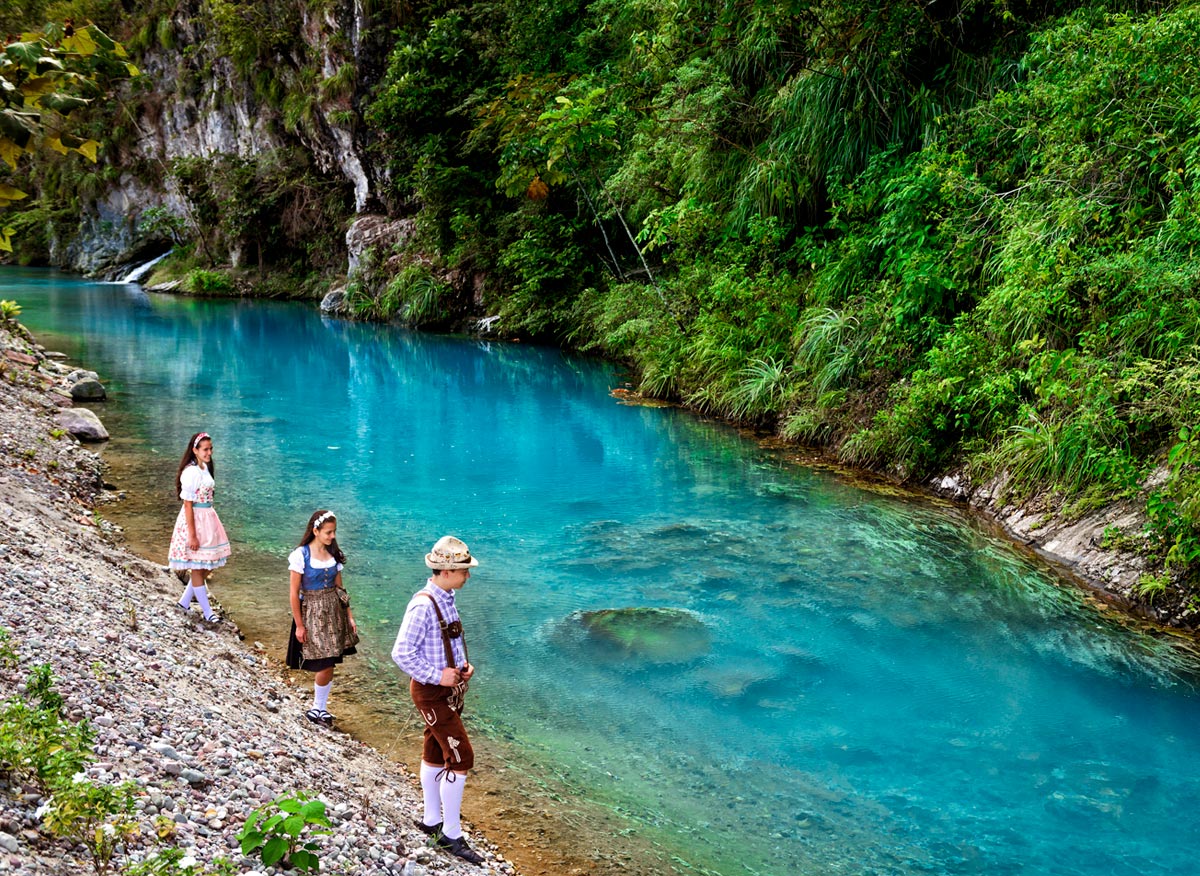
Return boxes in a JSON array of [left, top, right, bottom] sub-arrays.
[[9, 267, 1200, 876]]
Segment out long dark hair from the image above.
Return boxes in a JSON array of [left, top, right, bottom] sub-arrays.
[[175, 431, 214, 497], [299, 509, 346, 565]]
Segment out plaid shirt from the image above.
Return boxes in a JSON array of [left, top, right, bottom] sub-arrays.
[[391, 581, 466, 686]]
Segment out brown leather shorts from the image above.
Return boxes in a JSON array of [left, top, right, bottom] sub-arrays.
[[410, 679, 474, 771]]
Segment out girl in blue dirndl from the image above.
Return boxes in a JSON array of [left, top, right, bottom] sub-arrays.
[[287, 509, 358, 726]]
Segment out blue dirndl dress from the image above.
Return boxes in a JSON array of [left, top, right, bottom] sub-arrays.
[[285, 546, 358, 672]]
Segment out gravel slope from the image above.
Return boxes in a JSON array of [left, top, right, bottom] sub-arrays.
[[0, 320, 515, 876]]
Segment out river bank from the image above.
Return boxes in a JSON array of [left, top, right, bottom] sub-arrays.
[[0, 319, 517, 875]]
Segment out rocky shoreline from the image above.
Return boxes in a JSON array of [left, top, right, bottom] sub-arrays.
[[0, 319, 516, 874]]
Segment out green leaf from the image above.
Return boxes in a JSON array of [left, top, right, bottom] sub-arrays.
[[0, 228, 14, 253], [300, 800, 326, 820], [262, 836, 288, 866], [3, 42, 49, 71], [283, 814, 305, 837], [85, 26, 124, 57], [289, 850, 319, 872], [278, 797, 304, 814], [0, 109, 39, 148], [61, 29, 99, 57], [38, 93, 91, 114], [239, 830, 265, 854]]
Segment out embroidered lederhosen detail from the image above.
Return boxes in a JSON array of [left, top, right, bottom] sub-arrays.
[[419, 592, 469, 714]]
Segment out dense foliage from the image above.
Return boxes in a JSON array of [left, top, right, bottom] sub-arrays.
[[0, 17, 135, 250], [361, 0, 1200, 592], [7, 0, 1200, 592]]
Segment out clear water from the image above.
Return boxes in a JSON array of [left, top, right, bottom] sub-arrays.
[[8, 267, 1200, 876]]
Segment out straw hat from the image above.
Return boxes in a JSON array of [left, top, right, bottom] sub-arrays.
[[425, 535, 479, 570]]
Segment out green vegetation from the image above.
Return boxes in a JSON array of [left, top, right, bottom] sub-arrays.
[[6, 0, 1200, 595], [0, 17, 136, 250], [237, 791, 332, 873], [356, 0, 1200, 595]]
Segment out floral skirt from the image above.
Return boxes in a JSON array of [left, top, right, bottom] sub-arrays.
[[286, 587, 359, 671], [167, 505, 231, 570]]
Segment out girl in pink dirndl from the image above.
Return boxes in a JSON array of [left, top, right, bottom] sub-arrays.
[[168, 431, 231, 622]]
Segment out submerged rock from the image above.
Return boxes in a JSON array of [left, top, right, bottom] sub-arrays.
[[564, 606, 711, 664]]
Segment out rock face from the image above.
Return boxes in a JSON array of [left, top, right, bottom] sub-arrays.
[[346, 215, 417, 276], [51, 0, 379, 275], [930, 469, 1199, 629], [57, 407, 110, 442]]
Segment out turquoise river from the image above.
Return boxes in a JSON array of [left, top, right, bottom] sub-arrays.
[[6, 267, 1200, 876]]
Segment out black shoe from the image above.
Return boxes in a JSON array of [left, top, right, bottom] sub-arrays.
[[305, 708, 325, 725], [434, 834, 484, 866], [413, 819, 442, 836]]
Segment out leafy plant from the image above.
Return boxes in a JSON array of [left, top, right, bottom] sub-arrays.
[[0, 627, 16, 669], [0, 299, 21, 322], [125, 848, 238, 876], [0, 664, 94, 792], [1132, 572, 1170, 606], [41, 779, 139, 876], [183, 269, 235, 296], [237, 792, 332, 873], [0, 21, 137, 251]]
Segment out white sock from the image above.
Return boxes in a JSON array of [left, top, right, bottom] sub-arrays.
[[420, 763, 443, 826], [192, 584, 214, 619], [439, 771, 466, 839], [313, 681, 332, 711], [178, 583, 195, 609]]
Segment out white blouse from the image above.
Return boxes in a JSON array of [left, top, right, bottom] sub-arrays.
[[179, 464, 214, 501], [288, 547, 343, 574]]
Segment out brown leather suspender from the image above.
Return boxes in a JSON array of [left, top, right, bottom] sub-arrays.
[[418, 592, 469, 668]]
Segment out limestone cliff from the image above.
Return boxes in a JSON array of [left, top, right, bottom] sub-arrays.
[[50, 0, 379, 278]]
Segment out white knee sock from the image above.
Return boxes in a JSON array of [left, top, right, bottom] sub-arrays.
[[439, 771, 466, 839], [313, 681, 332, 711], [192, 584, 214, 619], [420, 763, 443, 827], [178, 583, 195, 609]]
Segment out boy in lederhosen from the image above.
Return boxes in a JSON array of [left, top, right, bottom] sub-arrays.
[[391, 535, 484, 866]]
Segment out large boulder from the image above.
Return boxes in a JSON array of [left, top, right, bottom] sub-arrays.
[[70, 378, 107, 401], [560, 606, 711, 665], [320, 286, 347, 314], [58, 408, 110, 442]]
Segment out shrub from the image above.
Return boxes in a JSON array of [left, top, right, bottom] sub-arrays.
[[237, 792, 332, 873]]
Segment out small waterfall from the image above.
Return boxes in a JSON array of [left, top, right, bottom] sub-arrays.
[[119, 250, 171, 284]]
